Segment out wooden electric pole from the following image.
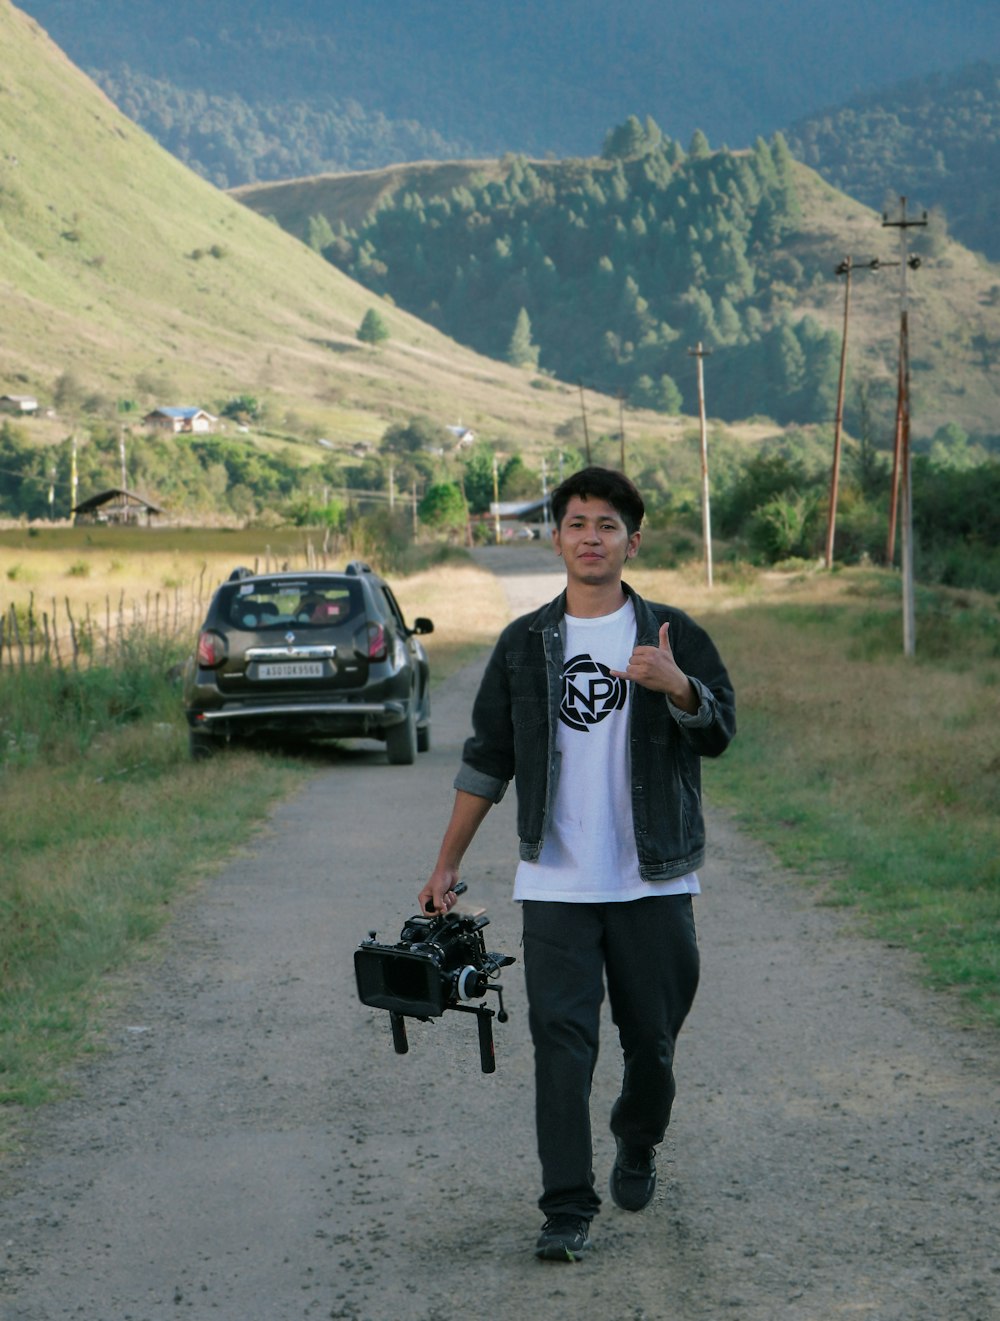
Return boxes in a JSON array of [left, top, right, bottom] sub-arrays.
[[882, 197, 927, 658], [578, 382, 592, 465], [687, 342, 714, 589], [618, 391, 626, 474], [826, 256, 883, 569]]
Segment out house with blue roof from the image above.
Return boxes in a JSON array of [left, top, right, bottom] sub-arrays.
[[143, 406, 217, 434]]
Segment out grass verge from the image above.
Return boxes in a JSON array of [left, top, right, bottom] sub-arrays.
[[0, 557, 507, 1147], [669, 566, 999, 1028]]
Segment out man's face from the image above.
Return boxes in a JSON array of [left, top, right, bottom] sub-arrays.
[[552, 495, 640, 587]]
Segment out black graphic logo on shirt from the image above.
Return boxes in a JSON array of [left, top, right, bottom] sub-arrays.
[[560, 653, 627, 732]]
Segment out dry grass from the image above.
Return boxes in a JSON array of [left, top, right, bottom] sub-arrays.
[[627, 563, 1000, 1024], [394, 560, 508, 681], [0, 529, 510, 678]]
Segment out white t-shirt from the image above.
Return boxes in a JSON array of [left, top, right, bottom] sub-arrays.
[[513, 599, 700, 903]]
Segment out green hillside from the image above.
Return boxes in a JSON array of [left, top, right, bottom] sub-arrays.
[[787, 61, 1000, 262], [0, 3, 692, 457], [233, 137, 1000, 443]]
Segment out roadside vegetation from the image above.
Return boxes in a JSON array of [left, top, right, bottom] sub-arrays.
[[1, 528, 997, 1151], [0, 534, 506, 1145], [633, 560, 1000, 1029]]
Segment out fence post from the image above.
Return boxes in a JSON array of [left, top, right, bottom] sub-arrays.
[[65, 597, 79, 670], [51, 598, 63, 669]]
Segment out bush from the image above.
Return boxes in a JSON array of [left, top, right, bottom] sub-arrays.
[[748, 491, 821, 561]]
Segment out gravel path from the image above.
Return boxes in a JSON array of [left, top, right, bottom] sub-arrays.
[[1, 545, 997, 1321]]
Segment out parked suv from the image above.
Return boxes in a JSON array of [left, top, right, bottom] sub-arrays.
[[183, 562, 433, 764]]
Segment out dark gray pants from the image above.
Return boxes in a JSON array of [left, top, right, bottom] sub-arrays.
[[521, 895, 700, 1219]]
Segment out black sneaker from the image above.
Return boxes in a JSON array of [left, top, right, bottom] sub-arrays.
[[609, 1137, 657, 1212], [535, 1214, 592, 1261]]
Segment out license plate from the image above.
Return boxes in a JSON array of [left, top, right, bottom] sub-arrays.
[[257, 662, 324, 679]]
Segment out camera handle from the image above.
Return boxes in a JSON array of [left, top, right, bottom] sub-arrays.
[[424, 879, 468, 914], [451, 1001, 497, 1073], [451, 982, 508, 1073], [389, 1011, 409, 1055]]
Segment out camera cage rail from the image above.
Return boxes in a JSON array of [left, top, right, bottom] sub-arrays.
[[354, 883, 515, 1074]]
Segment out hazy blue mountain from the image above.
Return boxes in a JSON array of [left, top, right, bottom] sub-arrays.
[[20, 0, 1000, 169], [786, 61, 1000, 260]]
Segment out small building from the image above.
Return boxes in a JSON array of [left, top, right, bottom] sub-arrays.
[[72, 488, 165, 526], [144, 406, 217, 434], [0, 394, 39, 416], [447, 425, 476, 448]]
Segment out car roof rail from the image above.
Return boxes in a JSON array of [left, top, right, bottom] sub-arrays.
[[345, 560, 374, 576], [227, 566, 254, 581]]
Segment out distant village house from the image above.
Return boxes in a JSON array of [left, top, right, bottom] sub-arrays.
[[447, 425, 476, 448], [72, 488, 165, 527], [0, 394, 39, 416], [144, 406, 217, 434]]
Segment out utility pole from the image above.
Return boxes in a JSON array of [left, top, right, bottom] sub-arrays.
[[687, 342, 714, 589], [70, 433, 78, 523], [825, 257, 883, 569], [882, 196, 926, 658], [492, 454, 501, 545], [618, 391, 626, 474], [578, 382, 592, 465]]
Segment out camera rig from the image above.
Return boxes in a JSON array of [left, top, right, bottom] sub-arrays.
[[354, 884, 515, 1073]]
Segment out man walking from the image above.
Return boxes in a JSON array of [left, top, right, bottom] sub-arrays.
[[420, 466, 735, 1260]]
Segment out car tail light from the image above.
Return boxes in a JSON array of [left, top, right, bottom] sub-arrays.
[[197, 629, 227, 667], [354, 620, 387, 661]]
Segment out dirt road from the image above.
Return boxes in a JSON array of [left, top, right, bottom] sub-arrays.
[[2, 546, 998, 1321]]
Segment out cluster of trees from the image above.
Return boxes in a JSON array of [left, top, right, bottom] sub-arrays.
[[94, 68, 467, 189], [708, 420, 1000, 592], [0, 423, 305, 524], [786, 60, 1000, 260], [314, 126, 844, 426]]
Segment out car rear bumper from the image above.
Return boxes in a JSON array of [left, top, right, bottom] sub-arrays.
[[187, 698, 410, 738]]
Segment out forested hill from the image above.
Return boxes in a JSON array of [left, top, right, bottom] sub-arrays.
[[237, 128, 1000, 438], [787, 61, 1000, 261], [20, 0, 1000, 184]]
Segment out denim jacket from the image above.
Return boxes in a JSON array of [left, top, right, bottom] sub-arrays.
[[455, 582, 736, 882]]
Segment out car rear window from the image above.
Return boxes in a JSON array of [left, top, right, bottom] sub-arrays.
[[224, 579, 363, 629]]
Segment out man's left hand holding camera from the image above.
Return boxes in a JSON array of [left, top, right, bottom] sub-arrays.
[[419, 790, 495, 915]]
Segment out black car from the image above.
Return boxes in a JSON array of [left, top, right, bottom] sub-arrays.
[[183, 562, 433, 763]]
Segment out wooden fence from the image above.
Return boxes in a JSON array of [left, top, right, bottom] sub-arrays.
[[0, 580, 209, 671], [0, 542, 345, 672]]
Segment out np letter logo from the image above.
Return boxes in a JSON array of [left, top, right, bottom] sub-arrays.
[[560, 654, 627, 732]]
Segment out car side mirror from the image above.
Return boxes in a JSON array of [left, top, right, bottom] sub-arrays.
[[412, 617, 434, 636]]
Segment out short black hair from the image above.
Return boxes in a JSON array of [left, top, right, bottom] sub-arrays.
[[550, 466, 645, 536]]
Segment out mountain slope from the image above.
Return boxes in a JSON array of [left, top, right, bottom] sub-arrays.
[[234, 151, 1000, 440], [19, 0, 1000, 178], [0, 2, 676, 451]]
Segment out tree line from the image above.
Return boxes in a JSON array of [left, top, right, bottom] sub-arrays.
[[786, 60, 1000, 261], [6, 404, 995, 592], [94, 67, 469, 189]]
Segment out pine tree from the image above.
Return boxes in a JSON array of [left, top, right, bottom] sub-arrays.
[[506, 307, 539, 368], [357, 308, 390, 347]]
